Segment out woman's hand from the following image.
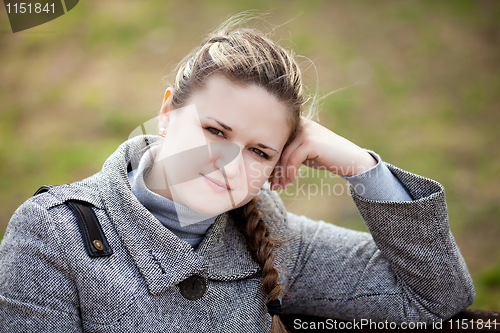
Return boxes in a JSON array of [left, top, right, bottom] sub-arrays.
[[269, 117, 377, 190]]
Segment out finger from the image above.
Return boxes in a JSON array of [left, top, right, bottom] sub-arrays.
[[303, 159, 321, 169], [267, 166, 275, 190], [269, 160, 283, 190], [280, 139, 305, 183], [285, 145, 312, 184], [275, 160, 287, 190], [269, 168, 278, 191]]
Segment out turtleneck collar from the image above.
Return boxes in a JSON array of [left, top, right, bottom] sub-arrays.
[[127, 144, 218, 249]]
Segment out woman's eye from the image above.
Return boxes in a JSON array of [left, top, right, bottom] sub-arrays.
[[251, 148, 269, 160], [206, 127, 225, 138]]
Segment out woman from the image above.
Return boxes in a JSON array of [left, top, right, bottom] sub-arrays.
[[0, 16, 474, 333]]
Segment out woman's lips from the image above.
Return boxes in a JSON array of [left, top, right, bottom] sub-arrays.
[[201, 174, 231, 193]]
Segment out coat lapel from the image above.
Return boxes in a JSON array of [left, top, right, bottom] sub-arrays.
[[97, 135, 287, 296], [196, 211, 261, 281], [98, 135, 204, 295], [197, 183, 290, 281]]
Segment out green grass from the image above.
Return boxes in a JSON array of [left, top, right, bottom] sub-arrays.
[[472, 263, 500, 311]]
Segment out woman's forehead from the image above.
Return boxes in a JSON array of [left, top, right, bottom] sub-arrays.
[[187, 76, 291, 145]]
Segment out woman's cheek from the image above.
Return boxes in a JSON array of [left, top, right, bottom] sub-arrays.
[[248, 178, 264, 194], [249, 166, 275, 195]]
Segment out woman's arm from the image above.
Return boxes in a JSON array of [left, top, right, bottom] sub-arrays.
[[269, 117, 381, 190], [0, 197, 82, 332], [270, 118, 475, 323], [341, 149, 413, 202], [280, 164, 475, 322]]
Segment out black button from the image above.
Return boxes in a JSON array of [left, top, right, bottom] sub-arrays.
[[179, 275, 206, 300]]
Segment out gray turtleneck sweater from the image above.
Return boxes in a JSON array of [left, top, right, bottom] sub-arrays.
[[127, 146, 412, 249]]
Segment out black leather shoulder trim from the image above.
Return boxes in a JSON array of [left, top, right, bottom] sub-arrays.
[[66, 200, 113, 257], [33, 185, 113, 258], [33, 185, 54, 196]]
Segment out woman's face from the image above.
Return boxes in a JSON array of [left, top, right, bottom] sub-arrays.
[[155, 75, 291, 216]]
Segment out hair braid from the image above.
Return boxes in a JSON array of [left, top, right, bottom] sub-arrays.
[[165, 13, 319, 332], [235, 196, 289, 333]]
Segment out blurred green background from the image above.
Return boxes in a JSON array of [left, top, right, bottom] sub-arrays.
[[1, 0, 499, 311]]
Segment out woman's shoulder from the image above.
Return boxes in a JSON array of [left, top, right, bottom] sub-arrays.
[[256, 183, 287, 217], [31, 172, 105, 211], [3, 173, 105, 247], [255, 183, 289, 234]]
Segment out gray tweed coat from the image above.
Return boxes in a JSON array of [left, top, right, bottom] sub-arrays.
[[0, 135, 475, 332]]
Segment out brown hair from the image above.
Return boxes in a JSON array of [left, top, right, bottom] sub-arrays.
[[165, 13, 317, 333]]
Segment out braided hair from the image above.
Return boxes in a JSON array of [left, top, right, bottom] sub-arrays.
[[165, 13, 317, 332], [233, 196, 289, 332]]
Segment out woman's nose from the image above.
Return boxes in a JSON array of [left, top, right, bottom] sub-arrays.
[[216, 151, 242, 179], [210, 142, 241, 178]]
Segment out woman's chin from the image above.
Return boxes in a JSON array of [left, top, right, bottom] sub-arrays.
[[169, 179, 255, 215]]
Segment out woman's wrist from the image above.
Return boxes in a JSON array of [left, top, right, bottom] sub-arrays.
[[328, 149, 378, 177], [351, 150, 378, 176]]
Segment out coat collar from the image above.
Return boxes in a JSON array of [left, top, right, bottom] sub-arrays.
[[96, 135, 287, 296]]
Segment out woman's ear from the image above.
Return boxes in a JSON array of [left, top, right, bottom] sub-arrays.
[[159, 87, 174, 129]]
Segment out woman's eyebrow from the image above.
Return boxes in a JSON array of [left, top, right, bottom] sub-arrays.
[[205, 116, 279, 153], [256, 143, 278, 153], [206, 116, 232, 132]]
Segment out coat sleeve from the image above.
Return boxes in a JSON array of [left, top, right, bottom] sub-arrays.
[[0, 198, 82, 332], [280, 162, 475, 324]]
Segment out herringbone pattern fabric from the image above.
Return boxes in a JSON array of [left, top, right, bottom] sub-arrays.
[[0, 135, 474, 332]]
